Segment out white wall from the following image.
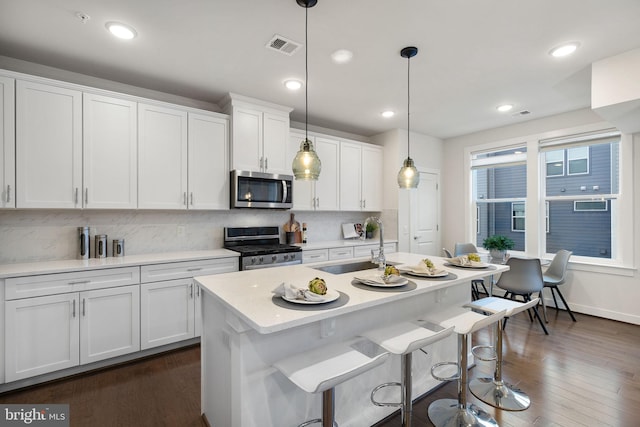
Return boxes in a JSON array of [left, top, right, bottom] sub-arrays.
[[442, 108, 640, 325]]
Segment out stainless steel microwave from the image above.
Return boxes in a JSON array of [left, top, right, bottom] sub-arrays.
[[230, 170, 293, 209]]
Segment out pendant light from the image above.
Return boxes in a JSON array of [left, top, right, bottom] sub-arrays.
[[397, 46, 420, 189], [292, 0, 322, 180]]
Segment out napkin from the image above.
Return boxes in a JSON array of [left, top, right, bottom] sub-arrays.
[[272, 282, 327, 302]]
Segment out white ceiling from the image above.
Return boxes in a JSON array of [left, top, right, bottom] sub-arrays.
[[1, 0, 639, 139]]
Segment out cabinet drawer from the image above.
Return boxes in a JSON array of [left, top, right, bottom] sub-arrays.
[[302, 249, 329, 264], [140, 258, 238, 283], [354, 243, 397, 258], [5, 267, 140, 300], [329, 247, 354, 260]]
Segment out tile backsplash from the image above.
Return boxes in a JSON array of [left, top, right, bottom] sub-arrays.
[[0, 210, 396, 264]]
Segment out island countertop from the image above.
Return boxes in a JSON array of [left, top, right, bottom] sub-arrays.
[[195, 252, 507, 334]]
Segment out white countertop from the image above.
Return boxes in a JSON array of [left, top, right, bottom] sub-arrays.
[[0, 249, 239, 278], [195, 252, 507, 334]]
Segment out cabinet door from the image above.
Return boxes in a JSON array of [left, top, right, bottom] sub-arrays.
[[361, 144, 383, 211], [231, 107, 262, 171], [0, 76, 15, 208], [339, 141, 362, 211], [262, 112, 290, 174], [16, 81, 82, 208], [290, 131, 315, 210], [188, 113, 229, 210], [140, 279, 195, 349], [138, 103, 188, 209], [314, 136, 340, 211], [5, 293, 80, 382], [80, 285, 140, 364], [83, 93, 137, 209]]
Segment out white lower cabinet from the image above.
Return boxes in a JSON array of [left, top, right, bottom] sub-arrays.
[[4, 285, 140, 382], [140, 279, 195, 350]]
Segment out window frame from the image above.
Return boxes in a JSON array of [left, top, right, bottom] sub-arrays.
[[511, 201, 525, 232]]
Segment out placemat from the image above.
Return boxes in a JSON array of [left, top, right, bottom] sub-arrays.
[[271, 291, 350, 311]]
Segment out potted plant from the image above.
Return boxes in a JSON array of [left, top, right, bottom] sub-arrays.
[[365, 222, 378, 239], [482, 235, 515, 260]]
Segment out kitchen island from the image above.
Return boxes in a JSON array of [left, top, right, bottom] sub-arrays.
[[195, 252, 508, 427]]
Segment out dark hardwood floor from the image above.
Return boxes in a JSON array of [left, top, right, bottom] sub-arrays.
[[1, 308, 639, 427]]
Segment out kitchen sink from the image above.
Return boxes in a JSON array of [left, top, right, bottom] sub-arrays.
[[312, 260, 395, 275]]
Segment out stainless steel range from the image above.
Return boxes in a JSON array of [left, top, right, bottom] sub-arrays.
[[224, 226, 302, 271]]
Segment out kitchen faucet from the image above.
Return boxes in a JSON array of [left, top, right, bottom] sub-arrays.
[[365, 217, 385, 270]]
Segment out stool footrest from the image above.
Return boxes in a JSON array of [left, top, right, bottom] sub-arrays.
[[370, 382, 402, 408], [430, 361, 459, 382], [471, 344, 497, 362], [298, 419, 337, 427]]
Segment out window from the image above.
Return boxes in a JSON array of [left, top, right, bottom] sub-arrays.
[[541, 131, 620, 259], [512, 202, 525, 232], [567, 146, 589, 175], [471, 147, 527, 251], [546, 150, 564, 177]]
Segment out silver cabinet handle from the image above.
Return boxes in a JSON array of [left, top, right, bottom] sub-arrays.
[[187, 267, 202, 272], [68, 280, 90, 285], [259, 156, 264, 171], [363, 199, 366, 209], [82, 298, 86, 316], [197, 286, 201, 297], [183, 192, 187, 205], [190, 283, 194, 299], [190, 192, 194, 205], [85, 188, 88, 204], [316, 197, 319, 209], [72, 299, 76, 318], [6, 184, 10, 203], [75, 188, 79, 204], [265, 157, 268, 171]]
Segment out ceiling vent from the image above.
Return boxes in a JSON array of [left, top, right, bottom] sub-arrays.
[[266, 35, 302, 56]]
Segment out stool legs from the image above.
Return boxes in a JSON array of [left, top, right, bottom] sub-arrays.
[[428, 333, 498, 427], [299, 388, 337, 427], [470, 320, 530, 411], [370, 352, 414, 427]]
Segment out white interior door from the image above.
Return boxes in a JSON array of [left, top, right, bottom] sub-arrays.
[[410, 171, 440, 255]]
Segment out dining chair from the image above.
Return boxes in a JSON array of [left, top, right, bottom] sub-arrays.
[[453, 243, 489, 300], [542, 250, 575, 322], [442, 248, 453, 258], [494, 257, 549, 335]]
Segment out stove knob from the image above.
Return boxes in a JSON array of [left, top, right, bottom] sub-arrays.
[[259, 256, 264, 263], [283, 254, 289, 260], [290, 253, 296, 260], [251, 257, 256, 264], [271, 255, 277, 262]]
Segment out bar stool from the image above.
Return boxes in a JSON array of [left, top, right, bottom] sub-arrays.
[[362, 320, 455, 427], [273, 337, 389, 427], [427, 309, 507, 427], [465, 296, 539, 411]]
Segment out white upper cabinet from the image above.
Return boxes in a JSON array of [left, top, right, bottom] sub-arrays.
[[83, 93, 138, 209], [224, 94, 292, 175], [290, 130, 340, 211], [16, 80, 82, 208], [188, 112, 229, 210], [138, 103, 188, 209], [339, 140, 383, 211], [0, 76, 15, 208]]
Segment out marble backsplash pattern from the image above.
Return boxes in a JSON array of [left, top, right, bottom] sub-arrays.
[[0, 210, 396, 264]]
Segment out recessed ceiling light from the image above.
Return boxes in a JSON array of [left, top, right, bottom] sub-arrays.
[[496, 104, 513, 112], [549, 42, 579, 58], [284, 79, 303, 91], [331, 49, 353, 64], [106, 22, 137, 40], [381, 110, 395, 118]]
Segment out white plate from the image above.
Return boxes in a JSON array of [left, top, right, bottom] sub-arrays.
[[282, 288, 340, 305], [354, 274, 409, 287], [403, 269, 449, 278], [445, 259, 489, 269]]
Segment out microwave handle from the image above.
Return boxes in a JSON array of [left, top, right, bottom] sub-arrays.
[[282, 180, 288, 203]]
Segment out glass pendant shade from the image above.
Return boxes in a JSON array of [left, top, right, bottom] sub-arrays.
[[292, 138, 321, 180], [397, 157, 419, 188]]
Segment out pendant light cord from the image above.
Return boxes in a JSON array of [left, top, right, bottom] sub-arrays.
[[407, 54, 411, 159], [305, 5, 309, 141]]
